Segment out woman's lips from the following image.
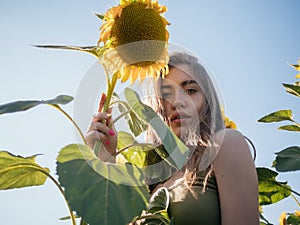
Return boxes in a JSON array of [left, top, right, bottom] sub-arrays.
[[170, 113, 190, 124], [171, 117, 189, 124]]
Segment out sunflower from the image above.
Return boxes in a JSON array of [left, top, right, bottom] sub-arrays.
[[279, 212, 287, 225], [221, 107, 237, 129], [98, 0, 170, 84], [224, 116, 237, 129]]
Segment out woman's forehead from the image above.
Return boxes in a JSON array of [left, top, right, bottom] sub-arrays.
[[163, 63, 198, 84]]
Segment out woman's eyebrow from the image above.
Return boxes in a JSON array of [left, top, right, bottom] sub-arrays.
[[161, 80, 197, 90], [181, 80, 197, 87], [161, 84, 172, 90]]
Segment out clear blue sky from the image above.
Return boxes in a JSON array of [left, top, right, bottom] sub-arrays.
[[0, 0, 299, 224]]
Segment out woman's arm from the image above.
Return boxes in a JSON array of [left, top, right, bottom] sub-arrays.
[[213, 129, 259, 225]]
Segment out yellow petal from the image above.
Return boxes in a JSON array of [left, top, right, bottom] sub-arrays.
[[121, 67, 130, 83], [291, 63, 300, 71], [151, 63, 161, 78], [129, 67, 138, 84], [106, 6, 123, 19], [279, 212, 287, 225], [164, 65, 169, 78], [145, 0, 152, 7], [139, 67, 147, 83]]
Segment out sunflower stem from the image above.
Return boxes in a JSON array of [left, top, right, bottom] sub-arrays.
[[103, 71, 118, 112], [103, 65, 111, 89], [94, 71, 119, 157], [112, 110, 130, 125], [291, 118, 300, 128], [290, 193, 300, 208], [112, 143, 157, 158], [45, 171, 77, 225], [11, 164, 77, 225], [49, 104, 87, 145]]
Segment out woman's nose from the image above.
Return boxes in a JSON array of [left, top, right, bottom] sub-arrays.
[[172, 90, 186, 109]]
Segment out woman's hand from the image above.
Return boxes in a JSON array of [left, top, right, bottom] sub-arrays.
[[85, 110, 118, 162]]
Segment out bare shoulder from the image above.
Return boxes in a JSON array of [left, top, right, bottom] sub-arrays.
[[212, 129, 259, 224], [213, 128, 254, 167], [212, 128, 257, 189]]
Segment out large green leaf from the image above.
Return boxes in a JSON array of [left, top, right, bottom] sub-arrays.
[[258, 110, 293, 123], [34, 45, 105, 59], [283, 83, 300, 98], [143, 146, 177, 184], [124, 88, 189, 170], [0, 95, 73, 115], [0, 151, 49, 190], [117, 131, 156, 167], [273, 146, 300, 172], [117, 100, 148, 137], [278, 125, 300, 132], [56, 144, 149, 225], [256, 167, 291, 205]]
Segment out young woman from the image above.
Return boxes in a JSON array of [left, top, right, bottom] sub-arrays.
[[85, 52, 259, 225]]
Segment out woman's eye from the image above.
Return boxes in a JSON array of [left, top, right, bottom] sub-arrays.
[[185, 89, 197, 95], [162, 92, 171, 99]]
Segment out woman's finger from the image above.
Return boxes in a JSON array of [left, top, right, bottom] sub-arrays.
[[92, 112, 111, 123], [85, 130, 110, 146], [89, 121, 115, 136]]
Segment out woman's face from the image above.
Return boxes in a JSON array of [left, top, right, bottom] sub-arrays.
[[161, 64, 206, 139]]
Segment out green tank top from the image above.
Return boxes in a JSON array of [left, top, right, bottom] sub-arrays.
[[167, 172, 221, 225]]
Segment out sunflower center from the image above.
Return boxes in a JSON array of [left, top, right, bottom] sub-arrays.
[[111, 2, 167, 67]]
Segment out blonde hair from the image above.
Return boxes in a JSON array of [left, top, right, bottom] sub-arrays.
[[144, 52, 224, 191]]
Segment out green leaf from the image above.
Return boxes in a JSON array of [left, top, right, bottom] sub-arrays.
[[287, 213, 300, 225], [0, 151, 49, 190], [124, 88, 189, 170], [278, 125, 300, 132], [141, 216, 170, 225], [127, 110, 149, 136], [93, 12, 105, 20], [143, 146, 177, 183], [34, 45, 106, 59], [273, 146, 300, 172], [259, 212, 274, 225], [256, 167, 291, 205], [283, 83, 300, 98], [0, 95, 73, 115], [44, 95, 73, 105], [137, 187, 171, 225], [117, 100, 148, 137], [147, 187, 169, 213], [56, 144, 149, 225], [258, 110, 293, 123], [117, 131, 156, 167]]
